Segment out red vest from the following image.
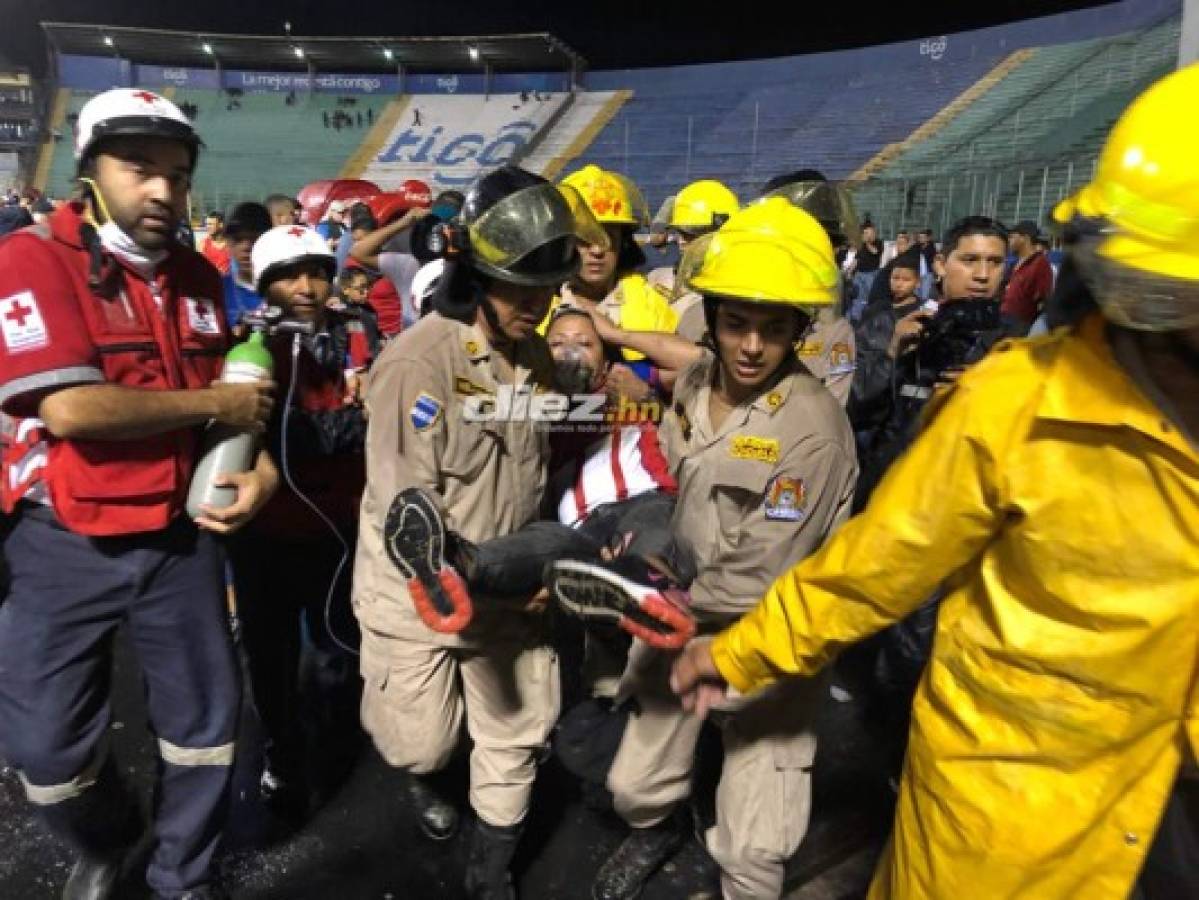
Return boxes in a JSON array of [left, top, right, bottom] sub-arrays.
[[0, 203, 229, 536]]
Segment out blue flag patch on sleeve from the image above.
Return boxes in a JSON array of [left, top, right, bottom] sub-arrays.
[[410, 393, 443, 431]]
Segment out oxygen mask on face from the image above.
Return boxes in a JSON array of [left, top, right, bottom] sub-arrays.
[[553, 343, 596, 395]]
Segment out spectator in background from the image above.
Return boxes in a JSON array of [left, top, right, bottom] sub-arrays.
[[200, 210, 231, 275], [265, 194, 300, 228], [850, 219, 883, 319], [882, 229, 911, 267], [0, 192, 32, 236], [916, 228, 937, 299], [1035, 235, 1059, 282], [315, 200, 346, 252], [30, 197, 54, 225], [1002, 221, 1055, 334], [222, 201, 273, 333], [349, 189, 461, 334], [850, 249, 924, 443], [328, 267, 383, 374], [337, 203, 376, 273]]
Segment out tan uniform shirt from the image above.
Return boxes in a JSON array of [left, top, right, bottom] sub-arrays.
[[796, 309, 856, 407], [648, 266, 705, 343], [660, 352, 857, 624], [353, 312, 555, 646]]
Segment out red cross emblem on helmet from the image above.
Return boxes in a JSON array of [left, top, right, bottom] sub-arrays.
[[288, 226, 306, 237], [131, 91, 161, 104]]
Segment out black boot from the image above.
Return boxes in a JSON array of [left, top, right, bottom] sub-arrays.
[[39, 761, 141, 900], [258, 763, 309, 829], [463, 819, 521, 900], [62, 856, 122, 900], [591, 813, 684, 900], [405, 773, 459, 841]]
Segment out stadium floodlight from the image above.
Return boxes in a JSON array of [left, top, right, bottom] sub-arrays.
[[293, 46, 304, 59], [103, 36, 114, 47], [202, 43, 214, 55], [469, 46, 480, 61], [383, 48, 394, 60]]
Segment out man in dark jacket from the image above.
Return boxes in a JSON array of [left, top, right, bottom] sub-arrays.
[[0, 193, 33, 236], [229, 225, 367, 828]]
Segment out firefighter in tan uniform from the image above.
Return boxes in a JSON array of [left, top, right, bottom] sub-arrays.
[[796, 308, 856, 406], [646, 180, 740, 343], [762, 171, 862, 406], [547, 199, 858, 899], [352, 165, 606, 900]]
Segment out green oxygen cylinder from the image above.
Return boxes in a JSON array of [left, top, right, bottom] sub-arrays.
[[185, 329, 274, 520]]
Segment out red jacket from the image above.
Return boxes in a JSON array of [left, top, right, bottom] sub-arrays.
[[0, 202, 228, 536], [1002, 251, 1054, 324], [245, 335, 365, 542]]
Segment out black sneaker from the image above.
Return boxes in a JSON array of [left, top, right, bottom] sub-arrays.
[[591, 815, 685, 900], [384, 487, 474, 633], [546, 556, 696, 650]]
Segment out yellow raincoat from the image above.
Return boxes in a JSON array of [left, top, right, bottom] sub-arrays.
[[540, 272, 679, 362], [710, 315, 1199, 899]]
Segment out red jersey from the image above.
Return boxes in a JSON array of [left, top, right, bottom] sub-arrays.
[[200, 237, 231, 276]]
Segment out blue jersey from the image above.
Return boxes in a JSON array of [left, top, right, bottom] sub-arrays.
[[221, 268, 261, 326]]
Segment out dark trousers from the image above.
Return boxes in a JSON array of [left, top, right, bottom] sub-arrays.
[[228, 531, 359, 786], [467, 491, 680, 596], [0, 509, 240, 896]]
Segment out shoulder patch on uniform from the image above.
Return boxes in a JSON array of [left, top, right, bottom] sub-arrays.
[[0, 291, 48, 354], [827, 341, 855, 375], [185, 297, 222, 335], [410, 393, 443, 431], [673, 402, 692, 441], [730, 435, 780, 463], [454, 377, 490, 397], [797, 340, 822, 357], [464, 339, 481, 356], [765, 391, 784, 410], [764, 476, 806, 522]]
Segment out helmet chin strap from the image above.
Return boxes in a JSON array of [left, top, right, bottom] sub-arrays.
[[76, 175, 167, 284], [76, 176, 114, 227]]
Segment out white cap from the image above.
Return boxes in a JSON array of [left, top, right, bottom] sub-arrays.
[[75, 88, 200, 165], [410, 259, 446, 316], [251, 225, 337, 294]]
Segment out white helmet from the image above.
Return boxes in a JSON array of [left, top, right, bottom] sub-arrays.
[[410, 258, 446, 316], [75, 88, 201, 169], [251, 225, 337, 294]]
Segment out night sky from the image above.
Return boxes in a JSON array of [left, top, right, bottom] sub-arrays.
[[1, 0, 1114, 76]]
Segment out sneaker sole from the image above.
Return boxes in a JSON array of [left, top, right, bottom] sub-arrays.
[[548, 560, 695, 650], [384, 489, 473, 633]]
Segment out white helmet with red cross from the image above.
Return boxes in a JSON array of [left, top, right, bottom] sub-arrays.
[[74, 88, 202, 170], [251, 225, 337, 294]]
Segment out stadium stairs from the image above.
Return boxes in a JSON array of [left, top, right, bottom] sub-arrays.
[[848, 16, 1180, 232]]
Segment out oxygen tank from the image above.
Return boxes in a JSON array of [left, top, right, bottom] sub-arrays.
[[186, 329, 274, 520]]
